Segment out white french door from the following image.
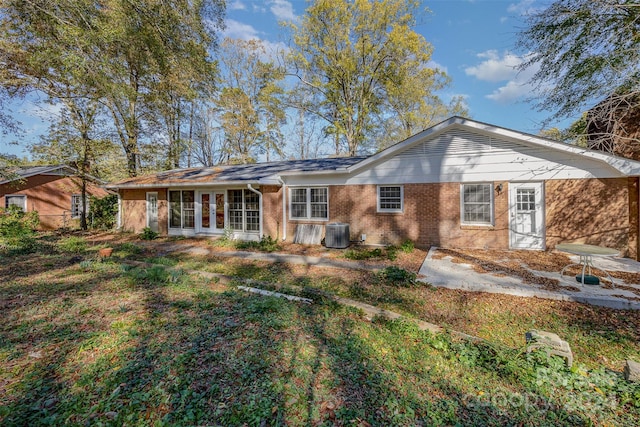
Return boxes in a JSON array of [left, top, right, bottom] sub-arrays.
[[197, 191, 225, 233]]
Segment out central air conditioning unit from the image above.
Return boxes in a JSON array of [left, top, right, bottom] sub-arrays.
[[325, 223, 350, 248]]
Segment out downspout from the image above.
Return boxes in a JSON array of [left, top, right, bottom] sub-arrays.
[[278, 177, 287, 241], [246, 184, 263, 238], [117, 191, 122, 230]]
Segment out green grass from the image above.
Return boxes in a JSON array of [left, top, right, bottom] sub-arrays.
[[2, 237, 640, 426]]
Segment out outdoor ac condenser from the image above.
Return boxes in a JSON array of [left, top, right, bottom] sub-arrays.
[[325, 223, 350, 249]]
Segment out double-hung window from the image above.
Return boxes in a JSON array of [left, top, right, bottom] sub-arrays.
[[228, 189, 260, 232], [377, 186, 403, 213], [290, 187, 328, 220], [5, 195, 26, 211], [71, 194, 89, 218], [169, 190, 195, 228], [461, 183, 493, 225]]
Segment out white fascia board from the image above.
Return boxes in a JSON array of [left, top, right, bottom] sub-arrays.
[[347, 116, 640, 176], [107, 180, 264, 190]]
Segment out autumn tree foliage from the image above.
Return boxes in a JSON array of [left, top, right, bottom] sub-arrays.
[[288, 0, 464, 156]]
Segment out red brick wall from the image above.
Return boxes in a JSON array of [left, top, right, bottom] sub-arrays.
[[545, 178, 632, 256], [285, 183, 510, 248], [629, 177, 639, 260], [0, 175, 109, 229], [261, 185, 283, 239], [120, 189, 168, 234]]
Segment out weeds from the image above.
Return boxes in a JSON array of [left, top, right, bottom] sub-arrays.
[[377, 266, 417, 287], [139, 227, 158, 240], [57, 236, 88, 253], [235, 235, 281, 252]]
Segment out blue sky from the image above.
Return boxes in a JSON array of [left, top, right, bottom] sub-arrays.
[[2, 0, 574, 159]]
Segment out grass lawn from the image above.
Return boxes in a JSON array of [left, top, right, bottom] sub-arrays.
[[1, 234, 640, 426]]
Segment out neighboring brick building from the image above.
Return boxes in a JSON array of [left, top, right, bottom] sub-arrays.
[[0, 165, 109, 229], [108, 117, 640, 260]]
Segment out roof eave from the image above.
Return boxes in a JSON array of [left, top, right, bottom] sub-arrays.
[[107, 179, 277, 190]]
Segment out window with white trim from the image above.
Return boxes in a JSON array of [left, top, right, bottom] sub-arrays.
[[71, 194, 89, 218], [461, 183, 493, 225], [5, 195, 26, 211], [289, 187, 328, 220], [377, 186, 403, 212], [228, 189, 260, 232], [169, 190, 195, 229]]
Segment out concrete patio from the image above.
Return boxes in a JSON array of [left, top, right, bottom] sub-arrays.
[[419, 247, 640, 310]]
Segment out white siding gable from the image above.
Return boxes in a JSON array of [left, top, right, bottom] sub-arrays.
[[344, 127, 624, 185]]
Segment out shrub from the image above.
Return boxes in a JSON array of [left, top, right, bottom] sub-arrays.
[[139, 227, 158, 240], [400, 239, 415, 253], [115, 242, 143, 257], [58, 236, 88, 253], [89, 194, 118, 230], [0, 206, 39, 255], [386, 245, 398, 261], [235, 235, 281, 252]]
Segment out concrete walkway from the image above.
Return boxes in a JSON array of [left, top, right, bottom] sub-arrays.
[[419, 247, 640, 310]]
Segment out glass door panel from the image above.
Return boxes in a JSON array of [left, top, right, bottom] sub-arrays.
[[201, 193, 211, 229]]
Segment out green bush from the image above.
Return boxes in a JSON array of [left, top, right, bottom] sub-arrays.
[[235, 235, 281, 252], [58, 236, 88, 253], [115, 242, 143, 257], [0, 206, 39, 255], [139, 227, 159, 240], [89, 194, 118, 230], [400, 239, 415, 253]]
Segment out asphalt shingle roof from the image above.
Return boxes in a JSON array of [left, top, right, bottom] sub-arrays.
[[111, 157, 367, 187]]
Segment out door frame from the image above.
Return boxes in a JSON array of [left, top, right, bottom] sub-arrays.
[[196, 190, 226, 234], [508, 182, 545, 250], [146, 192, 159, 232]]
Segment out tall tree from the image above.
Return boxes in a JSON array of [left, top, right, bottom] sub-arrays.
[[214, 38, 286, 164], [0, 0, 225, 177], [516, 0, 640, 157], [30, 102, 117, 229], [93, 0, 224, 176], [288, 0, 459, 156]]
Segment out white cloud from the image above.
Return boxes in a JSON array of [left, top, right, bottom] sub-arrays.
[[500, 16, 508, 24], [222, 19, 289, 60], [465, 50, 540, 104], [223, 18, 260, 40], [427, 60, 448, 74], [229, 1, 246, 11], [269, 0, 297, 21], [507, 0, 540, 15], [252, 3, 266, 13], [486, 62, 539, 104], [464, 50, 522, 82]]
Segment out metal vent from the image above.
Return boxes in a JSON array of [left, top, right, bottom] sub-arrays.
[[325, 223, 350, 249]]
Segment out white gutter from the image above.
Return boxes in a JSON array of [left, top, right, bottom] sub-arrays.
[[106, 180, 264, 190], [278, 177, 287, 241], [246, 184, 263, 238]]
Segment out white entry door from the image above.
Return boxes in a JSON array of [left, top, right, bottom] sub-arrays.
[[509, 182, 545, 250], [197, 191, 225, 233], [146, 192, 159, 233]]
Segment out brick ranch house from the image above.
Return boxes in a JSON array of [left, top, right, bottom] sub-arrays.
[[0, 165, 109, 229], [108, 117, 640, 260]]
